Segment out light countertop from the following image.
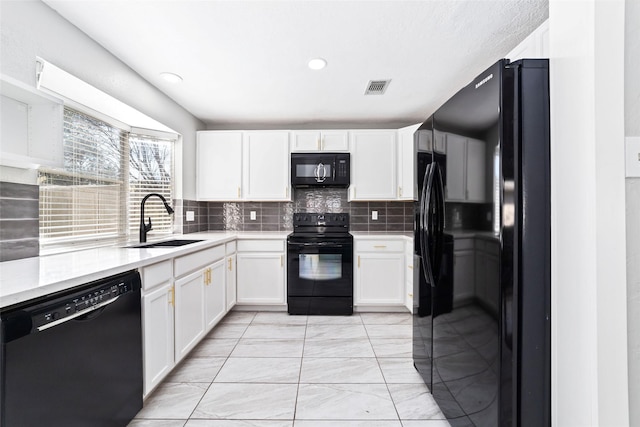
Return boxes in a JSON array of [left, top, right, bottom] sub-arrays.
[[0, 231, 288, 309]]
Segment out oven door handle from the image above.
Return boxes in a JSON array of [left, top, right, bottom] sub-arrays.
[[288, 242, 346, 247]]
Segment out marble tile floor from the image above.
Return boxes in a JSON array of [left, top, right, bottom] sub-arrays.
[[129, 311, 451, 427]]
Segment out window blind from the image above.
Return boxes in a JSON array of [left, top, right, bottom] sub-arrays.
[[128, 134, 174, 237], [39, 108, 175, 250]]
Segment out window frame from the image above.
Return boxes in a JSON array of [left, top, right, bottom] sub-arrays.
[[38, 107, 177, 254]]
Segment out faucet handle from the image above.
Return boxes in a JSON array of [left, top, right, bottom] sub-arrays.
[[145, 217, 153, 232]]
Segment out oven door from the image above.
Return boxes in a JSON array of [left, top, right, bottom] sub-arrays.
[[287, 239, 353, 297]]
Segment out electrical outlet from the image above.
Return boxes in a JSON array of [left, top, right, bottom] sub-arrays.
[[372, 210, 378, 220], [250, 211, 257, 221], [186, 211, 195, 222]]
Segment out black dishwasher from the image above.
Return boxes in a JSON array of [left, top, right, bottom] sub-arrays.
[[0, 270, 143, 427]]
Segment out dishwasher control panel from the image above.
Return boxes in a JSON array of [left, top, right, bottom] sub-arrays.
[[29, 276, 136, 330], [31, 282, 131, 328]]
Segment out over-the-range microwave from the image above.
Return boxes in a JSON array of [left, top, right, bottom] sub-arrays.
[[290, 153, 350, 188]]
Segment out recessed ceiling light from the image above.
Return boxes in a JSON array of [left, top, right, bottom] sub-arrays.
[[160, 72, 183, 83], [308, 58, 327, 70]]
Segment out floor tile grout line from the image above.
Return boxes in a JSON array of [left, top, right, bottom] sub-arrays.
[[182, 317, 249, 422]]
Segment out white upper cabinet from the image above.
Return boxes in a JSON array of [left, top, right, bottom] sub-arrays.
[[465, 138, 486, 202], [291, 130, 349, 152], [0, 76, 64, 169], [349, 130, 397, 201], [397, 124, 420, 201], [445, 133, 486, 202], [196, 131, 243, 201], [196, 130, 290, 201], [243, 131, 290, 201], [434, 130, 447, 154], [445, 133, 467, 201]]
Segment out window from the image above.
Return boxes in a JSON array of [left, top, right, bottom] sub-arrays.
[[128, 133, 174, 237], [39, 108, 175, 251]]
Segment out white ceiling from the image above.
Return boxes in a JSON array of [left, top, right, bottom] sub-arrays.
[[42, 0, 548, 129]]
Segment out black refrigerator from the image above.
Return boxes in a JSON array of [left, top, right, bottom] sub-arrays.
[[412, 59, 551, 427]]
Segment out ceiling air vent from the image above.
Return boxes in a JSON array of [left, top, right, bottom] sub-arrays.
[[365, 79, 390, 95]]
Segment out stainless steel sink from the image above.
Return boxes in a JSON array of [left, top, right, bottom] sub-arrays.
[[128, 239, 204, 248]]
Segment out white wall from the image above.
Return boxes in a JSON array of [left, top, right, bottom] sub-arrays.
[[549, 0, 629, 425], [0, 0, 205, 199], [625, 0, 640, 424]]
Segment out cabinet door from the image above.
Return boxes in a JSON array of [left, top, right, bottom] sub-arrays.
[[243, 131, 290, 200], [204, 259, 226, 332], [398, 124, 420, 201], [474, 239, 500, 314], [453, 249, 475, 304], [236, 252, 285, 304], [350, 130, 397, 200], [466, 138, 486, 202], [355, 252, 405, 305], [174, 269, 206, 362], [434, 130, 447, 154], [0, 78, 64, 169], [196, 131, 243, 200], [291, 131, 321, 151], [321, 131, 349, 151], [142, 282, 174, 396], [226, 254, 237, 311], [445, 133, 466, 201]]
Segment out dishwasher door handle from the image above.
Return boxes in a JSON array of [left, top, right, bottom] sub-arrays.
[[36, 296, 120, 332]]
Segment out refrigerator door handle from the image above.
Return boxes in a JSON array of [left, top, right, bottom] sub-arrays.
[[432, 163, 446, 284], [420, 163, 436, 286]]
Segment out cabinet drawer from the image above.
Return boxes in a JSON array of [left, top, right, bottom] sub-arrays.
[[454, 238, 474, 251], [174, 245, 225, 277], [237, 239, 285, 252], [141, 260, 172, 291], [225, 241, 237, 254], [356, 239, 405, 252]]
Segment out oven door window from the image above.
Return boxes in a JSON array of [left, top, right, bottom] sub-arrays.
[[299, 254, 342, 281]]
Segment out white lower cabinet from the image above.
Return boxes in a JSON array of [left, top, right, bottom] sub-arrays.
[[405, 240, 417, 312], [226, 241, 237, 311], [174, 268, 206, 362], [453, 238, 475, 305], [140, 243, 229, 397], [236, 239, 286, 305], [475, 238, 500, 315], [140, 260, 175, 397], [141, 281, 174, 396], [354, 239, 405, 307], [204, 258, 226, 331]]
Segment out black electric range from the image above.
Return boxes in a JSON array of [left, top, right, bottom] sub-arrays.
[[286, 213, 353, 315]]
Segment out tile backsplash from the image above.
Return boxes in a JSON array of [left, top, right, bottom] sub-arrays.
[[181, 188, 414, 234], [0, 181, 39, 261]]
